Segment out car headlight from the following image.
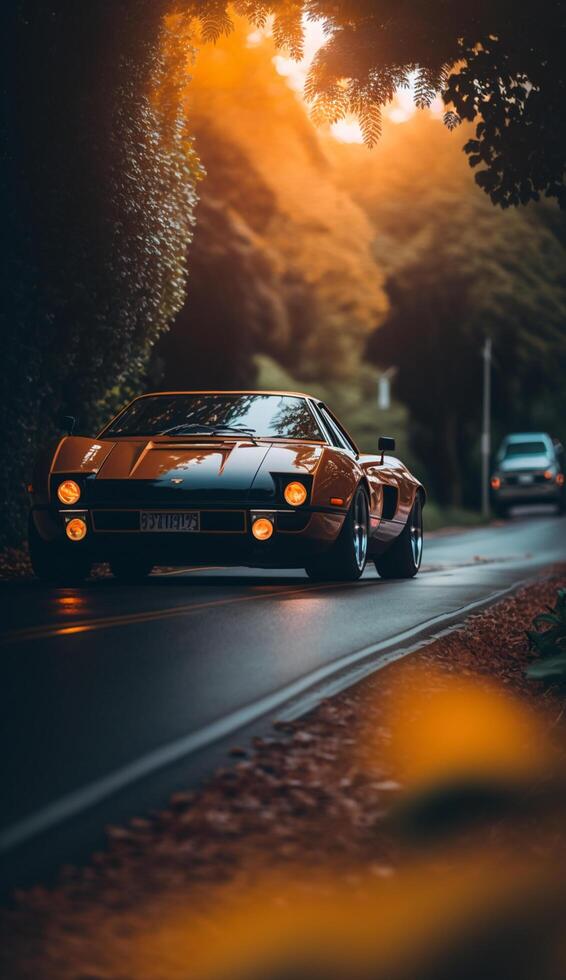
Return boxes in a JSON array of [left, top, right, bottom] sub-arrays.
[[284, 481, 307, 507], [65, 517, 87, 541], [252, 517, 274, 541], [57, 479, 81, 505]]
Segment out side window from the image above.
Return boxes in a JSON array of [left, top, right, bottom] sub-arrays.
[[318, 405, 355, 454]]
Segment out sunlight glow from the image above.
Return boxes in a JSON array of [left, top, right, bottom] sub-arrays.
[[330, 118, 364, 143], [267, 15, 444, 140], [272, 18, 328, 92]]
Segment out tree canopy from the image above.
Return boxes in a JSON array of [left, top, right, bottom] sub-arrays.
[[366, 194, 566, 506], [188, 0, 566, 207]]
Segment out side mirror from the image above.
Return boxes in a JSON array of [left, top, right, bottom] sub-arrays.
[[60, 415, 77, 436], [378, 436, 395, 453]]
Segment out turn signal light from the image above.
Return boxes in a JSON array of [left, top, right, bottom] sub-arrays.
[[543, 469, 554, 481], [557, 473, 565, 487], [284, 481, 307, 507], [65, 517, 87, 541], [58, 479, 81, 505], [490, 476, 501, 490], [252, 517, 274, 541]]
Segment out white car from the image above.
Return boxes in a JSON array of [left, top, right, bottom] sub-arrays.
[[490, 432, 565, 517]]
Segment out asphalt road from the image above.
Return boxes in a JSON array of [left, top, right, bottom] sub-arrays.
[[2, 507, 565, 892]]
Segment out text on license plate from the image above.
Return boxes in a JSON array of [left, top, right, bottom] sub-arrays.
[[140, 511, 199, 532]]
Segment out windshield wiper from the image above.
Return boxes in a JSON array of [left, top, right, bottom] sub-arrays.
[[159, 423, 216, 435], [160, 423, 258, 443]]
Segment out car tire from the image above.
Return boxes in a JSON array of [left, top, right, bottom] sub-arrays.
[[374, 493, 423, 580], [28, 514, 91, 585], [110, 557, 154, 582], [305, 486, 369, 582]]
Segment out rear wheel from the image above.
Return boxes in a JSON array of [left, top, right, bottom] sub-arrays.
[[305, 486, 369, 582], [110, 557, 154, 582], [375, 494, 423, 580], [28, 514, 91, 585]]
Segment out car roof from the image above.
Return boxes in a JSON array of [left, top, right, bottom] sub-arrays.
[[135, 389, 315, 400], [502, 432, 551, 443]]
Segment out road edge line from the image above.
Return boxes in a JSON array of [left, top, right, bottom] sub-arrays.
[[0, 575, 531, 855]]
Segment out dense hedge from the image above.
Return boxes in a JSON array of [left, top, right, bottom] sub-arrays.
[[0, 1, 201, 546]]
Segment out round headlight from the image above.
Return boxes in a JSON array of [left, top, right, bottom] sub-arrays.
[[58, 479, 81, 505], [252, 517, 274, 541], [284, 481, 307, 507], [66, 517, 87, 541]]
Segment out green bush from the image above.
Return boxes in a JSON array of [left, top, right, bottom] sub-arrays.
[[1, 4, 202, 547], [525, 589, 566, 683]]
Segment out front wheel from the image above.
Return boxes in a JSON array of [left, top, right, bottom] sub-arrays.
[[28, 514, 91, 585], [305, 486, 369, 582], [375, 494, 423, 580]]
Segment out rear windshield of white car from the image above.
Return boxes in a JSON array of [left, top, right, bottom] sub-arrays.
[[102, 394, 324, 441], [503, 441, 547, 457]]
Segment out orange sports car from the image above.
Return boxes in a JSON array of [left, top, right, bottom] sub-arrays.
[[28, 390, 425, 584]]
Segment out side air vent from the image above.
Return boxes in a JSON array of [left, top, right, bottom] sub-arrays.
[[382, 486, 398, 520]]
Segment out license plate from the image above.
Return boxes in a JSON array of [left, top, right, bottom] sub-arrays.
[[518, 474, 533, 485], [140, 511, 199, 532]]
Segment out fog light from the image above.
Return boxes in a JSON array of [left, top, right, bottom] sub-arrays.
[[490, 476, 501, 490], [284, 481, 307, 506], [58, 479, 81, 505], [252, 517, 274, 541], [66, 517, 87, 541]]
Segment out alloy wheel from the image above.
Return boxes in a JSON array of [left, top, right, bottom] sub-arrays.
[[410, 496, 423, 568], [353, 491, 368, 570]]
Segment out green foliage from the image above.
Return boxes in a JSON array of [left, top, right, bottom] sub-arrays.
[[351, 121, 566, 506], [188, 1, 566, 207], [152, 25, 384, 394], [1, 2, 202, 545], [525, 590, 566, 682]]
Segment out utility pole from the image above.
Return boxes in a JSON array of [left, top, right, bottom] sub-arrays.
[[481, 337, 492, 517]]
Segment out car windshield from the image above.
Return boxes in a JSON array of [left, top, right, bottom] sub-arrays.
[[503, 441, 548, 457], [102, 393, 323, 441]]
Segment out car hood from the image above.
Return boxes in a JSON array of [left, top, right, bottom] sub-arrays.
[[499, 454, 551, 472], [53, 436, 324, 494]]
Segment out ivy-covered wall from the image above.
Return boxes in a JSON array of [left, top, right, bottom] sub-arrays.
[[0, 1, 202, 546]]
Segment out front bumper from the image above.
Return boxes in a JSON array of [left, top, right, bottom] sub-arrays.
[[492, 482, 562, 505], [31, 506, 346, 568]]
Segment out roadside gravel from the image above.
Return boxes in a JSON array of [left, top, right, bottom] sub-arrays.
[[2, 568, 566, 979]]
